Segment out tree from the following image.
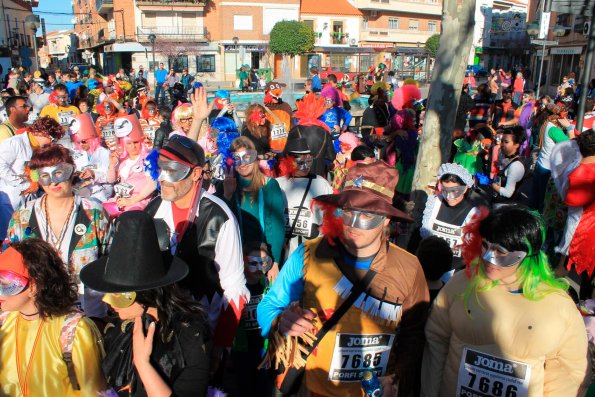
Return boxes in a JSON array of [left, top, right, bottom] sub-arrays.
[[425, 34, 441, 59], [269, 20, 315, 56], [409, 0, 476, 230]]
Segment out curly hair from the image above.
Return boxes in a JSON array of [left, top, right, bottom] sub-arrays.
[[10, 239, 79, 319], [29, 116, 65, 140], [135, 283, 207, 342], [28, 144, 74, 170]]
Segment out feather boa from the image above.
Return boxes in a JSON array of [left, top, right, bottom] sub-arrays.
[[312, 201, 344, 246], [278, 156, 297, 178], [461, 206, 491, 278]]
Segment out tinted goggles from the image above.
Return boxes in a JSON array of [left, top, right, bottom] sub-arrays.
[[232, 149, 258, 167], [0, 270, 29, 296], [157, 159, 193, 183], [481, 240, 527, 267], [102, 291, 137, 309], [38, 163, 75, 186], [439, 185, 467, 200], [339, 209, 385, 230], [246, 256, 273, 273]]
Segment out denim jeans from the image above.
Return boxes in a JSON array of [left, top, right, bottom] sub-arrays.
[[154, 83, 166, 105]]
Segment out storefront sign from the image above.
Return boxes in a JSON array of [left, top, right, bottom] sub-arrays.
[[551, 46, 583, 55], [224, 44, 265, 53]]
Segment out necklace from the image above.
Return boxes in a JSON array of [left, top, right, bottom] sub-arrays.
[[15, 316, 45, 397], [43, 195, 76, 252]]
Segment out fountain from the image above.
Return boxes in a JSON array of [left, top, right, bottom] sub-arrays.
[[279, 54, 295, 99]]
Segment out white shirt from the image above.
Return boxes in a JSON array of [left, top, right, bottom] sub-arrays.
[[0, 133, 33, 209]]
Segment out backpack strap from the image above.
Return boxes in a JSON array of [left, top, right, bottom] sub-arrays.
[[59, 311, 84, 391]]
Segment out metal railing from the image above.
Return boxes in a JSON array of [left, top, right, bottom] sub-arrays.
[[136, 0, 206, 4], [136, 26, 208, 42]]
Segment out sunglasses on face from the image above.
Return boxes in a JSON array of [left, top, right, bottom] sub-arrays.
[[102, 291, 137, 308]]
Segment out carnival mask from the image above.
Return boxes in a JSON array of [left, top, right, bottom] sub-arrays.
[[439, 185, 467, 201], [339, 209, 385, 230], [0, 271, 29, 296], [295, 155, 313, 172], [157, 159, 193, 183], [245, 256, 273, 274], [38, 163, 75, 186], [103, 292, 137, 309], [232, 149, 258, 167], [481, 240, 527, 267]]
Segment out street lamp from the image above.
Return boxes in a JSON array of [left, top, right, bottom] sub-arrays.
[[148, 33, 156, 72], [25, 14, 40, 71], [232, 36, 239, 84]]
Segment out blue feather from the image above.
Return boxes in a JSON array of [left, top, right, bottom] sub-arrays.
[[144, 149, 161, 190]]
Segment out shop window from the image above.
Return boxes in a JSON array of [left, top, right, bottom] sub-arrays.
[[389, 18, 399, 30], [196, 54, 215, 72]]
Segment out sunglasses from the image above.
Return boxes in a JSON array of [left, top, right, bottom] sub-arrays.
[[102, 291, 137, 309], [0, 270, 29, 297], [15, 104, 31, 109], [481, 240, 527, 268], [339, 209, 385, 230]]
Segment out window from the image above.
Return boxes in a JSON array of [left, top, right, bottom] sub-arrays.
[[143, 12, 156, 27], [409, 20, 419, 31], [234, 15, 253, 31], [362, 18, 368, 30], [389, 18, 399, 30], [371, 0, 389, 2], [303, 20, 314, 29], [428, 21, 437, 32], [196, 54, 215, 72], [169, 55, 188, 73]]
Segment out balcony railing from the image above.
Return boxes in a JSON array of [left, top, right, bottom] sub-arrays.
[[136, 0, 207, 5], [96, 0, 113, 14], [137, 26, 208, 43]]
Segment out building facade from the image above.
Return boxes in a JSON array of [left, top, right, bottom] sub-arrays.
[[38, 29, 78, 69], [0, 0, 39, 77]]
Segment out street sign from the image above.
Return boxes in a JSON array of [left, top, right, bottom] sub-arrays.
[[539, 12, 550, 39], [531, 39, 558, 46], [550, 0, 595, 16]]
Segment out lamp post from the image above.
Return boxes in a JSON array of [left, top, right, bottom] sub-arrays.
[[148, 33, 156, 72], [25, 15, 40, 71], [232, 36, 239, 83]]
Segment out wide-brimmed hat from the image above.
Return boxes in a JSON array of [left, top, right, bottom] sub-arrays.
[[284, 137, 310, 155], [314, 161, 412, 221], [80, 211, 188, 293]]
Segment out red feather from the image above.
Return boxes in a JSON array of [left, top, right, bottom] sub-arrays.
[[461, 206, 490, 278], [278, 156, 297, 178], [312, 201, 344, 246], [294, 93, 328, 120]]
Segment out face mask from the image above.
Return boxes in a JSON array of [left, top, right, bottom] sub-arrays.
[[439, 185, 467, 201], [339, 209, 385, 230], [147, 108, 156, 115], [0, 270, 29, 296], [38, 163, 75, 186], [481, 240, 527, 267], [158, 159, 192, 183], [104, 104, 112, 113], [246, 256, 273, 273], [232, 149, 258, 167], [102, 291, 137, 309], [295, 155, 313, 172]]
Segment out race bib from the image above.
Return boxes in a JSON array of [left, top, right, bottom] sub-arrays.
[[431, 221, 463, 257], [456, 348, 531, 397], [242, 293, 263, 331], [114, 182, 134, 198], [143, 126, 155, 142], [58, 111, 75, 126], [285, 207, 313, 238], [328, 333, 395, 382], [270, 123, 287, 141], [101, 124, 115, 140]]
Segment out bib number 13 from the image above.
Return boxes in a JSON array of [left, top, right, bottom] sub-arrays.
[[467, 373, 518, 397]]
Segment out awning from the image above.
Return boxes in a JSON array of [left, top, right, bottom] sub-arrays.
[[104, 42, 147, 53]]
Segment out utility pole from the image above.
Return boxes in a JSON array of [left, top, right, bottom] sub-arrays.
[[576, 1, 595, 132]]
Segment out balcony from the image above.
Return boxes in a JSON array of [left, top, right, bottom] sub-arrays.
[[96, 0, 113, 14], [136, 0, 207, 10], [361, 28, 436, 44], [357, 0, 441, 16], [137, 26, 208, 43]]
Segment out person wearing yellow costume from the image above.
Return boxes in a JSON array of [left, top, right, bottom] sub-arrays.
[[0, 239, 107, 397]]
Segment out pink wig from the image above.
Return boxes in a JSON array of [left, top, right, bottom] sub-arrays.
[[73, 137, 102, 154], [117, 136, 149, 160]]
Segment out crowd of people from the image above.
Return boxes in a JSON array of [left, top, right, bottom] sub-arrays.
[[0, 61, 593, 397]]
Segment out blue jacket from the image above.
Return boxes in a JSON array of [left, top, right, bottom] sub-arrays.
[[311, 75, 322, 91], [154, 68, 167, 83]]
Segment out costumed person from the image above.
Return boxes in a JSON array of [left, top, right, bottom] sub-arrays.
[[4, 144, 111, 318], [276, 137, 333, 259], [242, 103, 271, 156], [205, 117, 240, 184], [144, 135, 249, 382], [491, 126, 527, 206], [95, 96, 127, 151], [216, 136, 285, 281], [564, 129, 595, 287], [421, 206, 590, 396], [408, 163, 480, 272], [231, 241, 275, 397], [86, 78, 104, 113], [153, 107, 173, 150], [287, 93, 336, 178], [360, 81, 394, 141], [80, 210, 210, 397], [319, 85, 352, 140], [133, 84, 150, 109], [39, 84, 81, 147], [239, 65, 249, 92], [0, 95, 31, 143], [170, 103, 197, 139], [99, 75, 124, 105], [0, 117, 65, 242], [257, 161, 428, 397], [208, 89, 242, 129], [69, 113, 114, 202], [453, 127, 483, 176], [139, 100, 162, 149], [263, 81, 293, 153], [103, 114, 157, 216], [0, 239, 108, 396], [385, 108, 419, 197], [331, 131, 360, 191]]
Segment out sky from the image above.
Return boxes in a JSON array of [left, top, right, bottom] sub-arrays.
[[33, 0, 75, 35]]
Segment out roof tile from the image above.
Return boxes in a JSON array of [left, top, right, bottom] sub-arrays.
[[301, 0, 363, 16]]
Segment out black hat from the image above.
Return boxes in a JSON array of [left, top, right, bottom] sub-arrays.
[[80, 211, 188, 293], [284, 137, 311, 155], [160, 134, 206, 167]]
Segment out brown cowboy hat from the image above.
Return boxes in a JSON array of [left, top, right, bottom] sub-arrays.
[[314, 161, 412, 222]]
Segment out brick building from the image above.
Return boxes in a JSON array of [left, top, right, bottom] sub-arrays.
[[0, 0, 39, 76]]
